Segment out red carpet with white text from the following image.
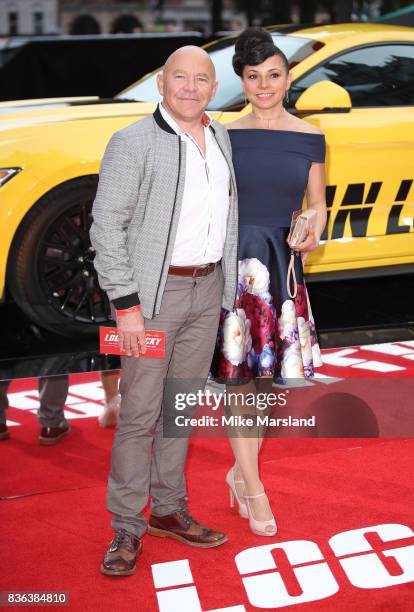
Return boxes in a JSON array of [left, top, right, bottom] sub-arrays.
[[1, 341, 414, 611]]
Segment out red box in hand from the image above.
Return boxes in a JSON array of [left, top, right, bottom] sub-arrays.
[[99, 326, 166, 358]]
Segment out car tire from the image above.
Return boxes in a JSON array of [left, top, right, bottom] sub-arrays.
[[7, 176, 111, 337]]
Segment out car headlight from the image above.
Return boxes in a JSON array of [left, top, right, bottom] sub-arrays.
[[0, 167, 22, 187]]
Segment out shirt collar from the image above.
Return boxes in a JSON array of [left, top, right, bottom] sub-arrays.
[[159, 103, 212, 135]]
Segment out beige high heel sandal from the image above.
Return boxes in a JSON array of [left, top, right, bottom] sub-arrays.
[[225, 466, 248, 519], [243, 491, 277, 536]]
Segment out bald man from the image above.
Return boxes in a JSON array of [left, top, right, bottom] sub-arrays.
[[91, 46, 238, 575]]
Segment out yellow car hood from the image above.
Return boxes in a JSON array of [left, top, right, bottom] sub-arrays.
[[0, 101, 159, 131], [0, 96, 100, 112]]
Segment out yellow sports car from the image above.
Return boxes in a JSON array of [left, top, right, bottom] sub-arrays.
[[1, 23, 413, 335]]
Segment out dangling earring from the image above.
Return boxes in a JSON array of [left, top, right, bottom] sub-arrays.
[[284, 90, 290, 105]]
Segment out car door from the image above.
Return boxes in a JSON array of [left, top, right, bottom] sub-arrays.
[[289, 42, 414, 278]]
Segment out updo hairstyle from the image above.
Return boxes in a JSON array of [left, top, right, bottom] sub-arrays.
[[232, 27, 289, 77]]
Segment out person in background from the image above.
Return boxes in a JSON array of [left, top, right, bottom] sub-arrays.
[[0, 375, 70, 445], [98, 370, 121, 427]]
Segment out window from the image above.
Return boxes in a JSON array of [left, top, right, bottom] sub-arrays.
[[8, 11, 18, 35], [117, 34, 322, 111], [290, 44, 414, 108], [33, 11, 44, 35]]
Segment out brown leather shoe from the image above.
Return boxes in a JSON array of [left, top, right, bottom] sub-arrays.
[[100, 530, 142, 576], [39, 422, 71, 446], [148, 508, 228, 548], [0, 424, 10, 441]]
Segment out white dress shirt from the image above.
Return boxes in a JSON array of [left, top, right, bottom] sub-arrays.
[[159, 103, 231, 266]]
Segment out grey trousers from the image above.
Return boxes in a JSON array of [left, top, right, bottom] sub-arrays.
[[107, 266, 224, 537], [0, 375, 69, 427]]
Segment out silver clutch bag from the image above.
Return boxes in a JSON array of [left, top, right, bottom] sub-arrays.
[[287, 209, 317, 249], [286, 209, 317, 298]]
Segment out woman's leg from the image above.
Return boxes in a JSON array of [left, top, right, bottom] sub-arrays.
[[226, 380, 273, 522], [101, 369, 120, 403], [99, 370, 121, 427]]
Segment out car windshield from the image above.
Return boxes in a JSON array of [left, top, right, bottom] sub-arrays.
[[116, 34, 321, 110]]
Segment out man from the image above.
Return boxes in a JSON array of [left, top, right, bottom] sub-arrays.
[[90, 46, 238, 576]]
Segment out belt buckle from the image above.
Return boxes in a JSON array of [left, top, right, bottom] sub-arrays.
[[193, 263, 214, 278]]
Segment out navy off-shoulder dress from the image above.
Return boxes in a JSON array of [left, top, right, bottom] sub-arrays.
[[213, 128, 326, 384]]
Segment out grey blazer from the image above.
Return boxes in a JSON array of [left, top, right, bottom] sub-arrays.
[[90, 106, 238, 319]]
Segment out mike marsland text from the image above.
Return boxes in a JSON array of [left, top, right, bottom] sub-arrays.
[[175, 415, 316, 427]]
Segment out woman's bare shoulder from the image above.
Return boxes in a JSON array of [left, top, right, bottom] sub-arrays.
[[286, 114, 323, 135]]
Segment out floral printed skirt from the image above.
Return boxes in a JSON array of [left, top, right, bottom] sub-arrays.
[[211, 224, 323, 385]]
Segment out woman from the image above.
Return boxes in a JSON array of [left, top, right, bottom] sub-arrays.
[[212, 28, 327, 536]]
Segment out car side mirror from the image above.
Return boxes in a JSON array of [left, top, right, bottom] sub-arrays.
[[295, 80, 352, 112]]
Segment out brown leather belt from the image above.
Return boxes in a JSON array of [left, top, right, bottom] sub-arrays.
[[168, 262, 218, 277]]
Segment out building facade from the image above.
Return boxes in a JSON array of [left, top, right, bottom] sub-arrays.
[[0, 0, 59, 35], [59, 0, 241, 35]]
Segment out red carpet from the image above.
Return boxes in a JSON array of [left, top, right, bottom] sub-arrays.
[[1, 361, 414, 611]]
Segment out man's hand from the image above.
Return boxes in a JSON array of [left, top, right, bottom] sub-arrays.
[[116, 309, 147, 357]]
